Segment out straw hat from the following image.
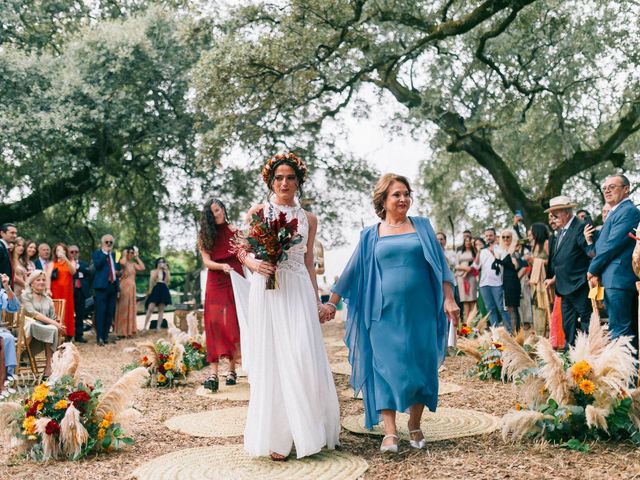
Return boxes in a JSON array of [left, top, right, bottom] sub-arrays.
[[544, 195, 577, 213]]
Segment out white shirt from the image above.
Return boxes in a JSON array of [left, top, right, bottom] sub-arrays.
[[555, 215, 576, 248], [473, 246, 505, 287], [609, 197, 632, 214], [38, 257, 49, 270], [102, 250, 116, 280]]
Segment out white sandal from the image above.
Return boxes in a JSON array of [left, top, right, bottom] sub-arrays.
[[380, 434, 399, 453], [409, 429, 426, 449]]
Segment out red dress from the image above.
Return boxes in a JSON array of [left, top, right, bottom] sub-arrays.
[[204, 224, 244, 363], [50, 260, 75, 338]]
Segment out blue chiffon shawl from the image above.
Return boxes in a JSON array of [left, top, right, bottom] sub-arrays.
[[332, 216, 455, 429]]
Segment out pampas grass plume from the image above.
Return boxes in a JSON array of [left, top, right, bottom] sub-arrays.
[[96, 367, 149, 421], [48, 342, 80, 383], [536, 337, 571, 405], [60, 403, 89, 459], [501, 410, 551, 442]]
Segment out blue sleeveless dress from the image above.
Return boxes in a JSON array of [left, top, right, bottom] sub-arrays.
[[371, 232, 439, 413]]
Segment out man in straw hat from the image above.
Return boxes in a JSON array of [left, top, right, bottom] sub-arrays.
[[544, 195, 592, 348], [587, 174, 640, 349]]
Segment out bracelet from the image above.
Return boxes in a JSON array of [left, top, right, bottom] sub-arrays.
[[326, 302, 337, 311]]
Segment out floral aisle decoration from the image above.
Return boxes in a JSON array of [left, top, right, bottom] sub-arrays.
[[458, 328, 535, 381], [124, 335, 206, 388], [0, 343, 148, 461], [500, 320, 640, 451], [232, 205, 303, 289], [457, 309, 490, 339]]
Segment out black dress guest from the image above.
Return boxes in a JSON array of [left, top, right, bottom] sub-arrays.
[[545, 196, 592, 348]]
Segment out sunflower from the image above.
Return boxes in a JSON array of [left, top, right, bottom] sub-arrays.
[[579, 379, 596, 395]]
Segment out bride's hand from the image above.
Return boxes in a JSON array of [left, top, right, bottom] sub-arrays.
[[252, 259, 276, 277]]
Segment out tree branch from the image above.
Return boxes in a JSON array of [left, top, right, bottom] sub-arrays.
[[0, 168, 96, 224]]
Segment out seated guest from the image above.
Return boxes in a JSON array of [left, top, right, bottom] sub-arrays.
[[588, 174, 640, 350], [0, 273, 19, 397], [34, 243, 51, 271], [22, 270, 65, 378]]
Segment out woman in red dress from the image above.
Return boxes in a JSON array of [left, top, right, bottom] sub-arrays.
[[46, 243, 76, 341], [198, 198, 244, 392]]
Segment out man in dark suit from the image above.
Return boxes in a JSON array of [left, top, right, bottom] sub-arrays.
[[34, 243, 51, 271], [545, 196, 592, 348], [70, 245, 91, 343], [588, 174, 640, 349], [0, 223, 17, 286], [92, 234, 119, 346]]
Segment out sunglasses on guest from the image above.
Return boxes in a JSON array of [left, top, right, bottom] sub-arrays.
[[501, 236, 512, 239], [104, 240, 114, 245]]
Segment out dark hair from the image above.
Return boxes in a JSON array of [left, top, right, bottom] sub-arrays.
[[155, 257, 167, 268], [463, 229, 472, 235], [197, 198, 229, 252], [530, 222, 549, 253], [457, 235, 477, 257], [484, 227, 496, 234], [576, 209, 590, 217], [266, 160, 306, 200], [474, 237, 487, 249], [51, 243, 69, 262], [372, 173, 412, 220], [609, 173, 631, 187], [436, 231, 446, 240], [0, 223, 16, 233]]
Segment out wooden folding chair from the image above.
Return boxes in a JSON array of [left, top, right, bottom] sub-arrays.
[[2, 307, 37, 377], [23, 299, 66, 376]]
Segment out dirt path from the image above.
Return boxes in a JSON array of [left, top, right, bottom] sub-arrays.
[[1, 318, 637, 479]]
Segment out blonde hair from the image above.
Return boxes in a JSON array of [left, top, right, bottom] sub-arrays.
[[372, 173, 413, 220], [498, 229, 517, 255]]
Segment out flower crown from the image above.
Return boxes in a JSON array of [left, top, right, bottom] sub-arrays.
[[261, 152, 307, 184]]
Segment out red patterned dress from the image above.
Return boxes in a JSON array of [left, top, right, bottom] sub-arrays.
[[204, 224, 244, 363]]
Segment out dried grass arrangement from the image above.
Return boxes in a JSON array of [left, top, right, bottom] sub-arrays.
[[501, 320, 640, 451], [459, 327, 537, 381], [0, 343, 148, 461]]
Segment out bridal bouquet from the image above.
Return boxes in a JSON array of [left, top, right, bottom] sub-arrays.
[[234, 207, 303, 289], [0, 344, 148, 461]]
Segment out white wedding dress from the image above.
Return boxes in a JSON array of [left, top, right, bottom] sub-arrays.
[[236, 201, 340, 459]]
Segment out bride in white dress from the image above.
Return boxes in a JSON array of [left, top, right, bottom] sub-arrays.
[[237, 153, 340, 460]]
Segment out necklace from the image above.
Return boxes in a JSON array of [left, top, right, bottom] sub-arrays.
[[384, 218, 408, 228]]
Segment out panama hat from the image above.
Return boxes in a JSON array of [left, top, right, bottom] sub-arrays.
[[544, 195, 577, 213]]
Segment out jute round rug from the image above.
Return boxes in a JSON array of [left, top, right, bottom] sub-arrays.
[[324, 339, 346, 348], [131, 444, 369, 480], [342, 407, 499, 441], [195, 382, 250, 401], [164, 407, 247, 438], [340, 381, 462, 400]]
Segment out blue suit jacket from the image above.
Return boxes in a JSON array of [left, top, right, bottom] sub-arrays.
[[92, 250, 119, 290], [588, 199, 640, 291]]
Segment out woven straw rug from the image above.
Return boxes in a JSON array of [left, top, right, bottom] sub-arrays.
[[342, 407, 499, 441], [340, 381, 462, 400], [164, 406, 247, 438], [131, 444, 369, 480], [195, 382, 250, 401]]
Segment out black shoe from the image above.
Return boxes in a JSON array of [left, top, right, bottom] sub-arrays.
[[226, 371, 237, 386], [203, 374, 219, 392], [75, 338, 88, 343], [97, 339, 105, 347]]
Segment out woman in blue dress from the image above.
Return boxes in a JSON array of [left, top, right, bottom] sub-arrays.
[[326, 173, 459, 453]]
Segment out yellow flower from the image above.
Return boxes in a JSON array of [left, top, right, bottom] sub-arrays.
[[37, 403, 44, 411], [97, 427, 106, 440], [54, 399, 68, 410], [157, 373, 166, 383], [164, 362, 174, 371], [104, 411, 113, 423], [22, 416, 37, 435], [515, 402, 522, 411], [579, 379, 596, 395], [571, 360, 592, 381], [488, 363, 495, 369], [181, 364, 187, 374], [31, 383, 49, 402]]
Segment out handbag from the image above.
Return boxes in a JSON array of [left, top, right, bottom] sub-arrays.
[[51, 267, 59, 280]]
